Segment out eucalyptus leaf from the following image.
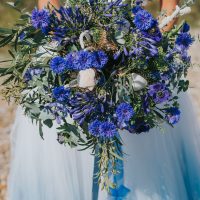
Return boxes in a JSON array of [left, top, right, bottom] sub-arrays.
[[0, 34, 15, 48], [39, 120, 44, 139], [116, 38, 125, 45], [0, 27, 14, 35], [43, 119, 53, 128], [115, 31, 124, 40]]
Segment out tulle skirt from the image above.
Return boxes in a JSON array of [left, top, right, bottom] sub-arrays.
[[8, 108, 94, 200], [8, 94, 200, 200]]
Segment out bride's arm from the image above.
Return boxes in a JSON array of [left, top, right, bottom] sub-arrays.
[[159, 0, 180, 32], [38, 0, 61, 10]]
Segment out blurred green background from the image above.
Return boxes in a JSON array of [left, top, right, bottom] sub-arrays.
[[0, 0, 199, 55], [0, 0, 200, 27]]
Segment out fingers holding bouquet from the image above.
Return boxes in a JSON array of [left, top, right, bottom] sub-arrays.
[[38, 0, 61, 10]]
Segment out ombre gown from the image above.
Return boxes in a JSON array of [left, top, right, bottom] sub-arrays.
[[8, 93, 200, 200]]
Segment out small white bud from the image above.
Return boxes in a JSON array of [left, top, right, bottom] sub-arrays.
[[131, 73, 148, 91], [77, 68, 97, 91]]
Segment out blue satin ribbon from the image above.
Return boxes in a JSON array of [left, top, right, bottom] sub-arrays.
[[92, 147, 130, 200]]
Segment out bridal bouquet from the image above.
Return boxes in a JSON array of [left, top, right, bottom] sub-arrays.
[[0, 0, 194, 189]]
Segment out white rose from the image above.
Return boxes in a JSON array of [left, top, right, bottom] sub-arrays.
[[131, 73, 148, 91], [77, 68, 97, 91]]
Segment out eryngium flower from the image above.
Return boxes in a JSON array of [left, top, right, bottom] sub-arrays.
[[24, 68, 44, 82], [31, 8, 50, 34], [148, 83, 171, 104], [165, 107, 181, 125], [50, 56, 67, 74], [116, 103, 134, 122], [134, 10, 156, 31], [52, 86, 71, 102], [175, 32, 194, 49], [99, 121, 118, 138]]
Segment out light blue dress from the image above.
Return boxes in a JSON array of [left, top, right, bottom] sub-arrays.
[[8, 94, 200, 200], [99, 94, 200, 200]]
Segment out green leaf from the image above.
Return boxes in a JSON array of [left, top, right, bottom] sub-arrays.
[[109, 150, 123, 161], [0, 34, 15, 48], [5, 2, 21, 12], [0, 27, 13, 35], [39, 110, 54, 121], [115, 31, 124, 40], [8, 50, 15, 58], [14, 0, 22, 6], [39, 120, 44, 139], [0, 67, 10, 74], [43, 119, 53, 128], [1, 75, 15, 85], [116, 38, 125, 45]]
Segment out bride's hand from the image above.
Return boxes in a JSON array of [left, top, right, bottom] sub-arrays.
[[159, 0, 180, 32], [38, 0, 61, 10]]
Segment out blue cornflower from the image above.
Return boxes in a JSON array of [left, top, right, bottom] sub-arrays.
[[50, 56, 67, 74], [148, 83, 171, 104], [165, 107, 181, 125], [116, 103, 135, 122], [93, 51, 108, 69], [24, 68, 44, 82], [31, 8, 50, 34], [65, 52, 78, 70], [52, 86, 71, 102], [99, 121, 118, 138], [134, 10, 157, 31], [88, 120, 102, 137], [73, 50, 95, 70], [132, 6, 142, 14], [175, 32, 194, 49]]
